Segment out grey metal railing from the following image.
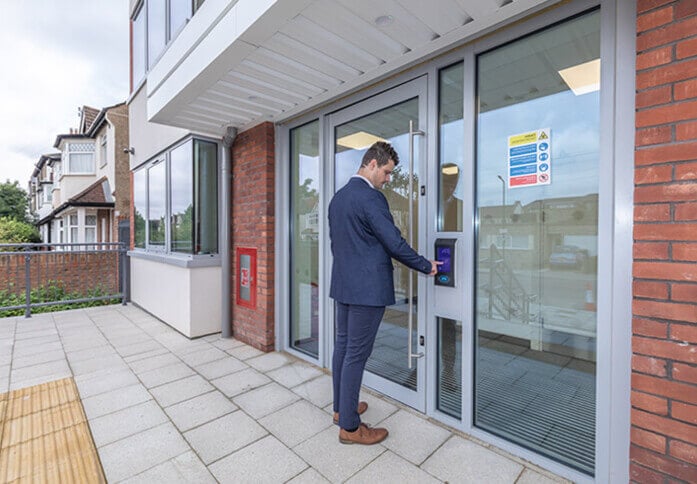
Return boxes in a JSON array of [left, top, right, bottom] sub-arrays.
[[0, 242, 128, 318], [486, 244, 536, 323]]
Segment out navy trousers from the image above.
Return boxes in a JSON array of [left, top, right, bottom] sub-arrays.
[[332, 302, 385, 430]]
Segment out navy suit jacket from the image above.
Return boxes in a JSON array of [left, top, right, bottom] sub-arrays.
[[329, 177, 432, 307]]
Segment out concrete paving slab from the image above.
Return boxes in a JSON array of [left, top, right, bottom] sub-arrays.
[[346, 450, 441, 484], [517, 468, 569, 483], [99, 422, 190, 482], [150, 374, 214, 407], [179, 346, 228, 367], [226, 344, 265, 360], [138, 362, 195, 389], [10, 341, 63, 358], [10, 359, 70, 382], [89, 399, 169, 447], [75, 368, 140, 398], [267, 362, 324, 388], [291, 374, 334, 409], [128, 352, 181, 374], [380, 410, 451, 465], [65, 345, 116, 362], [70, 354, 127, 376], [123, 347, 170, 363], [209, 435, 307, 484], [81, 383, 152, 420], [115, 339, 164, 358], [287, 468, 331, 484], [233, 382, 300, 419], [259, 399, 333, 448], [165, 390, 237, 432], [294, 426, 386, 483], [195, 356, 248, 380], [184, 410, 267, 464], [11, 349, 66, 369], [421, 436, 524, 483], [211, 337, 245, 351], [246, 352, 293, 372], [211, 368, 271, 397], [121, 451, 216, 484]]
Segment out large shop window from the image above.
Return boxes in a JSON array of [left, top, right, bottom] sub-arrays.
[[289, 120, 320, 358], [133, 138, 218, 255], [474, 11, 600, 475]]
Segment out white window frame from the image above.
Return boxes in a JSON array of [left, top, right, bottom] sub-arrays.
[[99, 134, 108, 168], [66, 142, 96, 175]]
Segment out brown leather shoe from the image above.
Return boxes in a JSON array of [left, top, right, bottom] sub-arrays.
[[339, 423, 388, 445], [333, 401, 368, 425]]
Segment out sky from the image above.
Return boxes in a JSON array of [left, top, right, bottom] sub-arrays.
[[0, 1, 130, 187]]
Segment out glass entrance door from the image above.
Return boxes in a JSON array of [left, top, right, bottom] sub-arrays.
[[329, 78, 428, 411]]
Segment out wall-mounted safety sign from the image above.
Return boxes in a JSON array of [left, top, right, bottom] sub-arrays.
[[507, 128, 551, 188], [236, 247, 257, 309]]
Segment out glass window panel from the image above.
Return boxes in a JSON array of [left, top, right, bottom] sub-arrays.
[[69, 215, 78, 225], [85, 227, 96, 243], [194, 140, 218, 254], [438, 62, 464, 232], [148, 161, 166, 247], [474, 11, 600, 475], [148, 0, 166, 68], [85, 215, 97, 226], [171, 141, 193, 253], [290, 120, 320, 358], [132, 5, 146, 84], [437, 317, 461, 419], [69, 153, 94, 173], [170, 0, 191, 38], [134, 168, 147, 248]]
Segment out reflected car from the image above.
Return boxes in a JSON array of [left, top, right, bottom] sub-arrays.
[[549, 245, 588, 269]]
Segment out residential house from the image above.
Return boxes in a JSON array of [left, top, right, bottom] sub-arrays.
[[32, 103, 130, 246], [126, 0, 697, 482]]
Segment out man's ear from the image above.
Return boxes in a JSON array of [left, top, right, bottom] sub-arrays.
[[368, 159, 378, 170]]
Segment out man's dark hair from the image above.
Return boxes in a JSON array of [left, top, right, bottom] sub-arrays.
[[361, 141, 399, 167]]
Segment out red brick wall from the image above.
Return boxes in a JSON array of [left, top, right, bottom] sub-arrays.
[[0, 251, 120, 298], [632, 1, 697, 482], [230, 122, 275, 351]]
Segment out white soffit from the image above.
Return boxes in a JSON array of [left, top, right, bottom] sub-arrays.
[[148, 0, 558, 135]]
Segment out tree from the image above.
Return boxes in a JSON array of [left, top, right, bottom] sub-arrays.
[[0, 216, 41, 244], [0, 180, 30, 222]]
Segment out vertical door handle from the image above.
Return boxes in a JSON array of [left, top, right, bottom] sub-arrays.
[[408, 120, 425, 369]]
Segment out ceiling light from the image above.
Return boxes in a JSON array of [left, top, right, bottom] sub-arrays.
[[374, 15, 394, 27], [558, 59, 600, 96], [442, 164, 459, 175], [337, 131, 386, 150]]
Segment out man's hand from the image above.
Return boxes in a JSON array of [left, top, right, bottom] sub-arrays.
[[429, 260, 443, 276]]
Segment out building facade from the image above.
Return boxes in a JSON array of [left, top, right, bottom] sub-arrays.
[[127, 0, 697, 482], [30, 104, 130, 246]]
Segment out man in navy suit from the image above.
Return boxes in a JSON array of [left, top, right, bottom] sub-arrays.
[[329, 141, 440, 445]]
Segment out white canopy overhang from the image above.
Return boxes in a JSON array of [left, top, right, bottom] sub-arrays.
[[147, 0, 559, 135]]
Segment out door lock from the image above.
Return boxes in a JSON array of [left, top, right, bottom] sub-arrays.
[[419, 335, 425, 346]]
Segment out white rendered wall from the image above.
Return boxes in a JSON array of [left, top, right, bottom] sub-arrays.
[[130, 257, 221, 337], [128, 85, 189, 170]]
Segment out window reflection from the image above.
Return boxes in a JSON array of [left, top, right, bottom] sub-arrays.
[[290, 121, 320, 357], [148, 161, 166, 247], [474, 11, 600, 475], [438, 63, 464, 232], [171, 141, 193, 253], [133, 169, 148, 249]]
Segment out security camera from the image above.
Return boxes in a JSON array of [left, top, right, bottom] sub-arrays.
[[123, 147, 135, 154]]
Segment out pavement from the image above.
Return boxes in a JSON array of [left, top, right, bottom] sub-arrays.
[[0, 304, 570, 483]]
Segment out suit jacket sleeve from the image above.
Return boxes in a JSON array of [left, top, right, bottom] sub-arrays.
[[364, 191, 432, 274]]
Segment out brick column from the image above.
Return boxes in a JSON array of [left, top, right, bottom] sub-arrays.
[[230, 122, 275, 351], [632, 1, 697, 482]]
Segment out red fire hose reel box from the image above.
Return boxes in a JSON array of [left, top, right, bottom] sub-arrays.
[[236, 247, 257, 309]]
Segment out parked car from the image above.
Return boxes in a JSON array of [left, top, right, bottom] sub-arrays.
[[549, 245, 588, 270]]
